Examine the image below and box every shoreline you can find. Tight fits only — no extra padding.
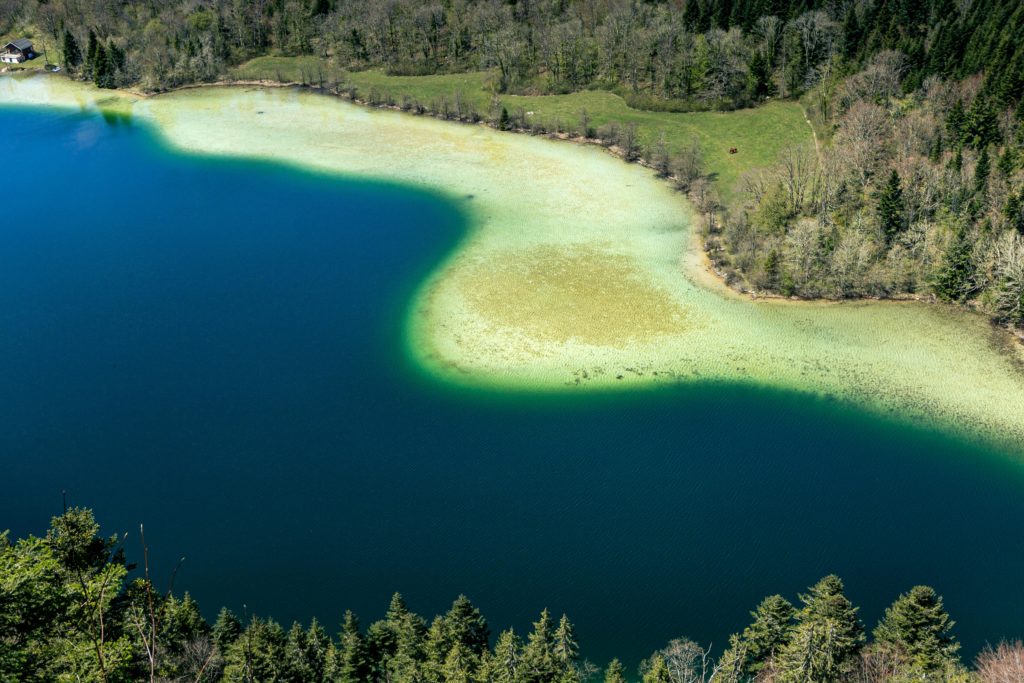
[3,73,1024,454]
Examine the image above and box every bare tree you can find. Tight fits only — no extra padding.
[976,640,1024,683]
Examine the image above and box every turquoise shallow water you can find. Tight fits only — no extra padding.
[2,106,1023,668]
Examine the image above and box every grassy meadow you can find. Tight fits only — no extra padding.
[230,57,811,200]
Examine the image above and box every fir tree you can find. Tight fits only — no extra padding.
[873,586,960,675]
[934,221,977,301]
[603,659,627,683]
[443,641,476,683]
[446,595,490,655]
[965,97,1000,149]
[86,29,99,70]
[841,4,862,61]
[1005,192,1024,235]
[877,169,907,244]
[553,615,579,671]
[499,107,511,131]
[332,611,370,683]
[642,655,672,683]
[776,575,864,683]
[946,99,966,144]
[975,146,991,194]
[491,629,521,683]
[213,607,242,655]
[521,609,558,683]
[717,594,795,682]
[62,30,82,70]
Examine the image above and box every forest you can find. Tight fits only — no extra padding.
[1,0,1022,326]
[2,508,1023,683]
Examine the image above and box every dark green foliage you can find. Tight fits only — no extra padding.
[499,107,511,131]
[877,169,907,244]
[975,146,991,194]
[642,655,672,683]
[874,586,960,674]
[62,30,82,70]
[213,607,243,654]
[93,44,115,88]
[777,575,864,683]
[717,595,795,681]
[934,222,977,301]
[0,509,986,683]
[331,611,370,683]
[521,609,559,683]
[965,97,1001,149]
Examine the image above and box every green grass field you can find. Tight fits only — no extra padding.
[230,57,812,201]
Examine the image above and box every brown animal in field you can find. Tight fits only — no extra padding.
[729,147,738,154]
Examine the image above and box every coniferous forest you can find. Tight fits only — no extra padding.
[2,508,1024,683]
[2,0,1023,326]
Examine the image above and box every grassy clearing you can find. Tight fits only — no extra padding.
[230,57,812,200]
[0,27,56,74]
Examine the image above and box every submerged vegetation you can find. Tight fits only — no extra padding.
[3,0,1020,330]
[3,508,1024,683]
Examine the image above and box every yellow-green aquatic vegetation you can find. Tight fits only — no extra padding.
[2,75,1024,451]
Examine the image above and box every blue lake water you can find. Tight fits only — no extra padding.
[2,106,1023,668]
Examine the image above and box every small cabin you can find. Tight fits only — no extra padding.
[1,39,35,64]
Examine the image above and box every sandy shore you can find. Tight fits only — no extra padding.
[2,73,1023,452]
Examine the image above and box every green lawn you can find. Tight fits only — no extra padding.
[230,58,812,201]
[1,28,56,74]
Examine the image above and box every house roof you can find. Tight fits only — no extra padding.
[6,38,33,51]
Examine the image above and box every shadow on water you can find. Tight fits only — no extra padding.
[1,105,1023,669]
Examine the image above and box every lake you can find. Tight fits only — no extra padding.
[2,103,1023,669]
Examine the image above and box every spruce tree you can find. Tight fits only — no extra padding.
[946,99,966,144]
[975,146,991,194]
[776,575,864,683]
[446,595,490,655]
[934,221,976,301]
[841,4,862,61]
[213,607,242,655]
[642,655,672,683]
[874,586,960,675]
[332,611,370,683]
[717,594,795,681]
[603,659,627,683]
[85,29,99,78]
[521,609,558,683]
[499,107,511,131]
[443,641,475,683]
[877,169,907,244]
[491,629,521,683]
[553,614,579,672]
[62,30,82,70]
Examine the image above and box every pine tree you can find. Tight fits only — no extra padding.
[874,586,960,675]
[499,107,511,131]
[521,609,558,683]
[603,659,627,683]
[776,575,864,683]
[425,616,450,683]
[877,169,907,244]
[86,29,99,71]
[62,30,82,70]
[642,655,672,683]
